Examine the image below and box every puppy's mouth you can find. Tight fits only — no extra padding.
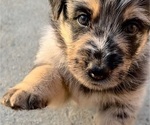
[89,73,105,81]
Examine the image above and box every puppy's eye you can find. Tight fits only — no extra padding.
[122,19,143,35]
[77,14,90,27]
[124,24,139,34]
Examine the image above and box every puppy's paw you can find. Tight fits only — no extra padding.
[1,88,48,110]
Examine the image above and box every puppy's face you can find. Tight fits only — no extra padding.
[50,0,150,90]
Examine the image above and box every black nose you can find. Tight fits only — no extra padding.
[88,66,110,81]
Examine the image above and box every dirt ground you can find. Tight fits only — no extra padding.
[0,0,149,125]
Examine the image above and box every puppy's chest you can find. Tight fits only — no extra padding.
[70,87,120,108]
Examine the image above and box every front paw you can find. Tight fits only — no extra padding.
[1,88,48,110]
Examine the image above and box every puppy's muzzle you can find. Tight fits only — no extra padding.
[86,53,123,82]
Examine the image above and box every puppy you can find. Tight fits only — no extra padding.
[1,0,150,125]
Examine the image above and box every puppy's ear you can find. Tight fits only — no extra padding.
[49,0,67,20]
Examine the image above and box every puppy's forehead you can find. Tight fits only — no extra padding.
[70,0,100,18]
[69,0,149,20]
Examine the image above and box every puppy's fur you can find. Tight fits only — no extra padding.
[1,0,150,125]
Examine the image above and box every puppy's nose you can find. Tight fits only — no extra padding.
[88,66,109,81]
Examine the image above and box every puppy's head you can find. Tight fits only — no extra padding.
[49,0,150,90]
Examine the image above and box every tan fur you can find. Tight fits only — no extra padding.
[60,22,73,44]
[1,0,149,125]
[136,32,149,56]
[82,0,100,18]
[68,0,100,19]
[124,5,150,24]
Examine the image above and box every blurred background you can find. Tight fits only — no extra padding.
[0,0,149,125]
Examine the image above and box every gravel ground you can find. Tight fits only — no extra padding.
[0,0,149,125]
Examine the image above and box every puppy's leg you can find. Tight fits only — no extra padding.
[1,65,68,110]
[95,103,137,125]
